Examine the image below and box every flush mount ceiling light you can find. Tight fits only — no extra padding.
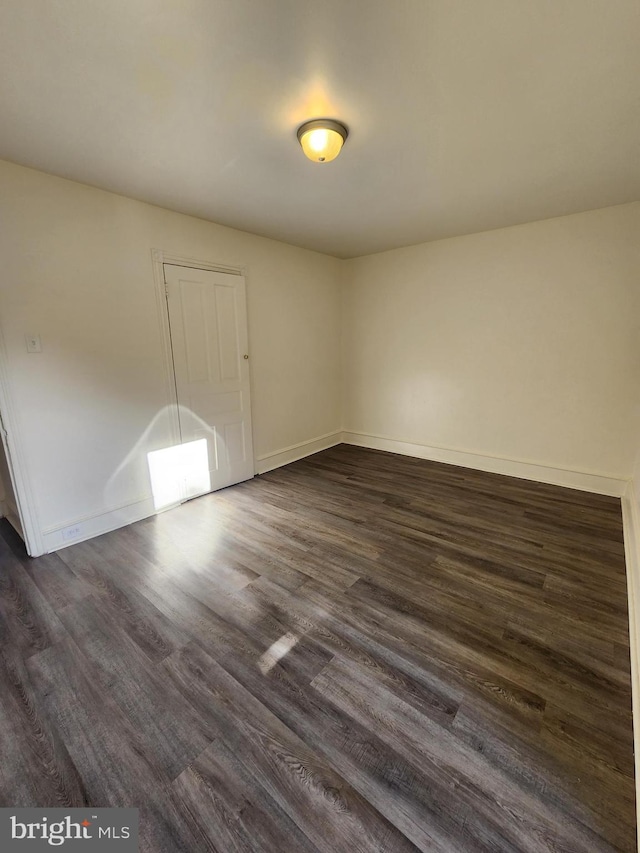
[297,118,348,163]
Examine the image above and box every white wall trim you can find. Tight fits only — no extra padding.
[40,426,344,551]
[39,429,343,550]
[621,481,640,853]
[0,324,44,555]
[256,431,343,474]
[150,248,245,277]
[342,431,626,497]
[41,494,157,554]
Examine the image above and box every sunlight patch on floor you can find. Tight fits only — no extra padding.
[258,632,299,674]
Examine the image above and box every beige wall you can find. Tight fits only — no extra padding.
[0,161,342,544]
[1,158,639,553]
[342,203,640,479]
[630,450,640,515]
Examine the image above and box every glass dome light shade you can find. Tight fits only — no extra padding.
[297,119,348,163]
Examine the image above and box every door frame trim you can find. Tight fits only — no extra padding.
[150,249,255,475]
[0,323,44,555]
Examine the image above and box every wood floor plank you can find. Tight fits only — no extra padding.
[0,443,634,851]
[163,642,419,853]
[311,654,618,853]
[57,595,218,780]
[0,539,66,659]
[0,647,88,808]
[450,699,635,851]
[162,617,469,850]
[173,738,322,853]
[21,550,94,612]
[25,636,217,852]
[57,544,190,664]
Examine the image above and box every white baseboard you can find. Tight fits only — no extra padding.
[37,430,343,552]
[621,482,640,853]
[256,431,343,475]
[342,431,626,497]
[41,495,156,554]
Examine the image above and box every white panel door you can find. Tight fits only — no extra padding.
[164,264,254,498]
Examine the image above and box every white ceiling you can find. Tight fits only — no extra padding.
[0,0,638,258]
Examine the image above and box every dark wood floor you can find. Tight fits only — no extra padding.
[0,444,635,852]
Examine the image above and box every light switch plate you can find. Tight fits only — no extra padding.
[25,334,41,353]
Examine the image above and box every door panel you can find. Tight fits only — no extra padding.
[164,264,254,499]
